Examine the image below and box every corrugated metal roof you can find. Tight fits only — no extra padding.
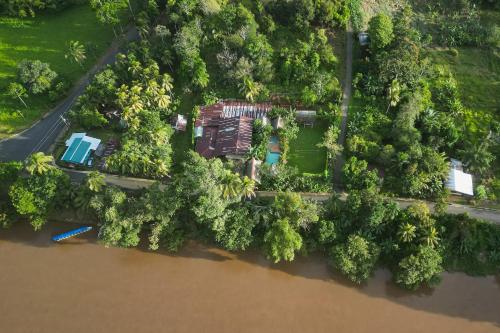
[446,168,474,196]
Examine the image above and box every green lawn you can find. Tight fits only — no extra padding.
[0,5,116,138]
[288,121,328,174]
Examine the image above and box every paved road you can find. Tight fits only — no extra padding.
[0,28,139,162]
[332,23,353,187]
[255,191,500,224]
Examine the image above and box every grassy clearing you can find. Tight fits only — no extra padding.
[287,120,328,174]
[430,48,499,116]
[0,5,116,138]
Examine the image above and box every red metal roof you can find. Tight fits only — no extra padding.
[195,100,275,158]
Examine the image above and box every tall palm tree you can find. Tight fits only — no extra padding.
[7,82,28,108]
[66,41,87,67]
[220,171,242,199]
[240,176,256,199]
[421,226,440,248]
[25,152,54,175]
[397,222,416,243]
[386,78,401,113]
[86,171,105,192]
[239,77,262,102]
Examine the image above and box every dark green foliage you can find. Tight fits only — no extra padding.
[437,213,500,275]
[216,204,256,251]
[330,234,381,284]
[0,0,79,17]
[267,0,350,29]
[368,14,394,50]
[9,167,70,230]
[342,156,379,191]
[264,217,303,263]
[394,245,443,290]
[90,186,147,248]
[17,59,57,94]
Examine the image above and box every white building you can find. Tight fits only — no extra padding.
[446,159,474,196]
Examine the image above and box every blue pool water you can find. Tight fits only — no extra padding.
[266,151,280,165]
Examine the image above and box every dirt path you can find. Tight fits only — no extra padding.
[333,23,354,187]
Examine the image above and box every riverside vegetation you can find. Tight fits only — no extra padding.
[1,153,499,291]
[0,0,499,292]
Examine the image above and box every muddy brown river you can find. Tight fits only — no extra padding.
[1,222,499,333]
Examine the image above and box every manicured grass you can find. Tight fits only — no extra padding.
[287,120,328,174]
[0,5,116,138]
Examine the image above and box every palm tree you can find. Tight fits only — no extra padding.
[66,41,87,67]
[317,125,343,162]
[86,171,105,192]
[7,82,28,109]
[421,226,440,248]
[238,77,262,102]
[397,222,416,243]
[25,152,54,175]
[240,176,256,199]
[220,171,242,199]
[74,190,93,215]
[386,78,401,113]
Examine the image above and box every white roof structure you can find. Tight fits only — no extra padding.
[61,132,101,165]
[446,168,474,196]
[65,132,101,150]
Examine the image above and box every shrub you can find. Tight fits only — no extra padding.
[448,48,459,57]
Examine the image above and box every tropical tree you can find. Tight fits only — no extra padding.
[9,167,69,230]
[394,245,443,290]
[7,82,28,108]
[368,13,394,50]
[66,41,87,67]
[263,218,303,263]
[330,234,381,284]
[238,77,263,102]
[90,0,126,36]
[17,59,57,94]
[317,125,343,163]
[25,152,54,175]
[220,170,242,199]
[398,222,416,243]
[421,226,440,248]
[86,171,106,192]
[240,176,256,199]
[386,78,401,112]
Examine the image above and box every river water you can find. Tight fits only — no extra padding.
[1,222,499,333]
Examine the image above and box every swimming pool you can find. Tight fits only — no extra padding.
[265,151,280,165]
[265,135,281,165]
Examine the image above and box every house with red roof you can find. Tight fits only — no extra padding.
[194,100,274,159]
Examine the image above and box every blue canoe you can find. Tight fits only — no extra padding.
[52,226,93,242]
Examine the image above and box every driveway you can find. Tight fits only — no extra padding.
[0,28,139,162]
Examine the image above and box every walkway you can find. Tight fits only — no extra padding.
[0,27,139,162]
[332,22,354,188]
[255,191,500,224]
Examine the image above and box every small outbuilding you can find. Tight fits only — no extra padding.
[61,133,101,165]
[446,159,474,196]
[172,114,187,131]
[358,32,369,46]
[246,158,262,183]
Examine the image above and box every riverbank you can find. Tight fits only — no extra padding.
[0,221,499,333]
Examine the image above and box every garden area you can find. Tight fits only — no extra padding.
[288,121,328,174]
[0,5,117,138]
